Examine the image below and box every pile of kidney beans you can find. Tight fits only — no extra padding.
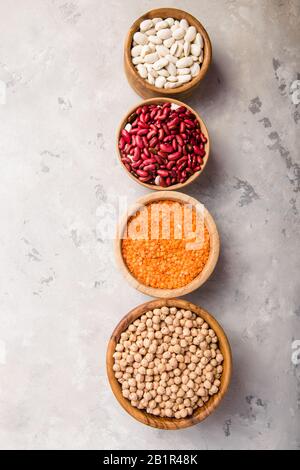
[118,102,207,187]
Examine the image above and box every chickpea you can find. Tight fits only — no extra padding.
[114,307,223,419]
[209,385,218,395]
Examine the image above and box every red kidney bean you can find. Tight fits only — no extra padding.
[147,130,156,140]
[153,154,164,165]
[143,164,156,172]
[167,117,179,128]
[149,137,158,147]
[162,123,170,135]
[133,147,140,160]
[143,147,150,157]
[167,160,176,169]
[157,169,169,177]
[121,129,131,143]
[131,160,142,169]
[179,122,186,133]
[158,128,164,140]
[119,103,207,186]
[139,176,152,182]
[136,135,144,149]
[143,158,156,165]
[119,137,126,150]
[136,169,149,177]
[160,143,173,153]
[157,151,167,159]
[168,151,181,161]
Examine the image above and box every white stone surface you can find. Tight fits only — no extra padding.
[0,0,299,450]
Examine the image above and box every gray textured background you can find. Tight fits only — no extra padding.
[0,0,299,450]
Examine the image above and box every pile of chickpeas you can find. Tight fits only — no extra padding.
[113,306,223,419]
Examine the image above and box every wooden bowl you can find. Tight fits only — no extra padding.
[107,298,232,429]
[124,8,212,99]
[117,97,210,191]
[115,191,220,298]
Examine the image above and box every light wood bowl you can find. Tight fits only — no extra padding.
[107,298,232,429]
[117,97,210,191]
[124,8,212,99]
[115,191,220,298]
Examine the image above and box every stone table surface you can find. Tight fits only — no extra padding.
[0,0,299,450]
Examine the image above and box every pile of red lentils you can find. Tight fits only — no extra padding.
[122,200,210,289]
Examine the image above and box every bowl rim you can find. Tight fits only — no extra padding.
[106,298,232,430]
[124,7,212,96]
[115,191,220,298]
[116,97,210,191]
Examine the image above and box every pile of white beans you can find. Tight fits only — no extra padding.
[113,306,223,419]
[131,17,204,89]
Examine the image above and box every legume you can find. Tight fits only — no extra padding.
[122,200,210,289]
[131,17,204,89]
[113,306,224,418]
[119,102,207,187]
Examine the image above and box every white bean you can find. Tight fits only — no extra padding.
[184,26,197,42]
[140,19,153,32]
[155,76,166,88]
[175,43,183,58]
[131,45,143,57]
[167,75,178,82]
[133,32,148,45]
[164,81,181,89]
[141,45,152,58]
[131,16,203,89]
[144,52,159,64]
[165,17,174,27]
[166,54,177,64]
[153,57,169,70]
[157,28,172,40]
[191,44,201,57]
[166,62,177,76]
[155,20,168,30]
[179,18,189,30]
[177,74,191,84]
[146,28,156,36]
[176,56,193,68]
[184,41,191,57]
[152,17,162,25]
[194,33,203,48]
[172,28,185,40]
[157,68,169,77]
[148,35,162,45]
[156,45,169,57]
[190,62,200,77]
[163,37,175,48]
[132,56,144,65]
[170,42,178,56]
[137,64,147,78]
[177,67,190,75]
[147,73,155,85]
